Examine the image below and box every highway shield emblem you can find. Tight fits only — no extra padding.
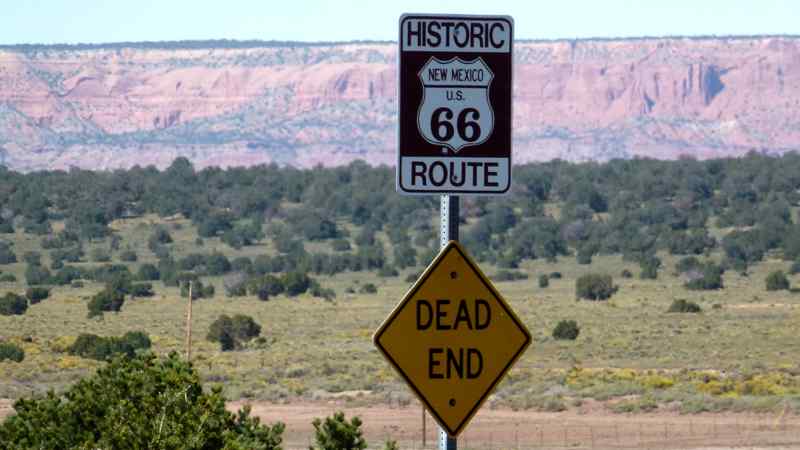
[417,57,494,152]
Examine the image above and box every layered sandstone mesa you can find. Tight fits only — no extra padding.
[0,37,798,171]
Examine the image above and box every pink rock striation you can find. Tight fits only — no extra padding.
[0,37,798,171]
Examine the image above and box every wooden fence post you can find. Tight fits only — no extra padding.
[422,406,426,449]
[185,281,193,361]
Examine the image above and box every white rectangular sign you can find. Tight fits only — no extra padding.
[397,14,513,195]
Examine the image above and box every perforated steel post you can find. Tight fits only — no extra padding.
[438,194,458,450]
[440,195,459,245]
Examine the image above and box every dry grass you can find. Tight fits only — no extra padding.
[1,214,800,413]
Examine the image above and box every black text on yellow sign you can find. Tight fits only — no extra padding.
[374,241,531,437]
[416,298,490,379]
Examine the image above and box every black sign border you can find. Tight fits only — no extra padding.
[396,13,514,196]
[373,240,532,437]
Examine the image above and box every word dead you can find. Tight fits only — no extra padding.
[416,298,490,380]
[416,299,490,330]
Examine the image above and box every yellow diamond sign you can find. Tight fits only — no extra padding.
[374,241,531,437]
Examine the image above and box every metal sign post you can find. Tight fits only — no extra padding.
[439,194,458,450]
[440,195,459,245]
[382,12,522,450]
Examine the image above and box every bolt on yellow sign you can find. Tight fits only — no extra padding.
[374,241,531,437]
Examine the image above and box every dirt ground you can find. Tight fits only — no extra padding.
[3,398,800,449]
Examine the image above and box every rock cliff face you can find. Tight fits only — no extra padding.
[0,37,798,171]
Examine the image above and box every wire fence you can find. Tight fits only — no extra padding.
[285,417,800,450]
[413,420,800,450]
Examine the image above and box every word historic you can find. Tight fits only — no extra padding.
[402,17,511,53]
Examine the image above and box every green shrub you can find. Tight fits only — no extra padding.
[148,225,173,247]
[575,274,616,300]
[49,266,83,287]
[22,251,42,266]
[331,239,351,252]
[405,272,420,283]
[0,273,16,282]
[97,262,128,284]
[621,269,633,278]
[119,249,138,262]
[25,287,50,304]
[359,283,378,294]
[219,332,236,351]
[130,283,154,298]
[725,256,750,273]
[552,320,580,340]
[87,289,125,318]
[68,332,151,361]
[51,246,84,264]
[549,272,562,279]
[0,353,284,448]
[667,299,702,313]
[223,273,249,297]
[539,274,549,288]
[200,283,216,299]
[91,247,112,262]
[576,248,592,265]
[230,315,261,341]
[205,252,232,275]
[310,282,336,301]
[0,243,16,264]
[256,288,271,301]
[378,266,399,277]
[0,293,28,316]
[67,334,106,359]
[25,264,51,285]
[639,255,661,280]
[180,279,215,299]
[675,256,702,274]
[282,271,311,296]
[0,342,24,362]
[765,270,790,291]
[152,245,170,260]
[393,244,417,269]
[136,263,160,281]
[231,256,253,274]
[292,210,339,241]
[684,264,724,290]
[207,314,261,351]
[310,411,367,450]
[250,274,284,300]
[494,270,529,281]
[101,277,132,300]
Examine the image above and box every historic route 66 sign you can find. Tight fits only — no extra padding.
[398,14,513,195]
[417,57,494,152]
